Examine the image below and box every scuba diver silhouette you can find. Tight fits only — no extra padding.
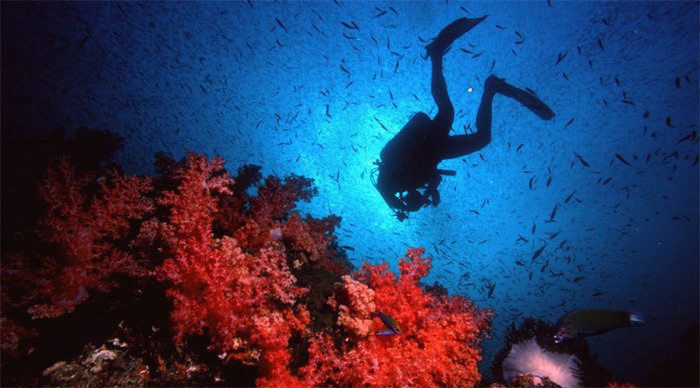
[373,16,555,221]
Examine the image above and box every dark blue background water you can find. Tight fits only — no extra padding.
[3,1,698,384]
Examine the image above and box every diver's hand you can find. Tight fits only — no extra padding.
[394,210,408,222]
[431,191,440,207]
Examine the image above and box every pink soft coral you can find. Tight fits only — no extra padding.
[328,275,377,337]
[299,248,492,387]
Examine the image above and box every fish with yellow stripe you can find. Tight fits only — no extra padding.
[554,308,647,343]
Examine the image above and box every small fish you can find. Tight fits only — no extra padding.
[677,130,696,144]
[487,282,496,298]
[375,311,401,335]
[574,152,590,167]
[564,117,574,129]
[615,153,631,166]
[597,37,604,50]
[547,204,559,222]
[666,116,674,127]
[555,52,567,66]
[531,244,546,262]
[275,18,287,32]
[675,76,680,88]
[564,192,575,204]
[340,21,358,30]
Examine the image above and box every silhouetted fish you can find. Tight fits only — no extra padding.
[615,154,631,166]
[531,244,546,262]
[555,52,567,66]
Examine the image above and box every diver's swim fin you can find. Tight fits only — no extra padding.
[426,16,488,57]
[487,75,555,120]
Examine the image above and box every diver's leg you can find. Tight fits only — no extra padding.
[440,75,554,159]
[426,16,489,138]
[430,53,454,135]
[439,80,496,159]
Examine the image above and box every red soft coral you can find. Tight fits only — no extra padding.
[13,157,153,318]
[215,166,344,275]
[250,174,317,224]
[299,248,492,387]
[283,212,343,272]
[154,154,310,385]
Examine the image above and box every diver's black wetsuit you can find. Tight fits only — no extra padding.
[375,17,554,221]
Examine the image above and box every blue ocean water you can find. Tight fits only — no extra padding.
[2,1,698,385]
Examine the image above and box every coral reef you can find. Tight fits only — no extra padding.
[1,130,492,386]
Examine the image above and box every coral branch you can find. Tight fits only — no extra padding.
[12,157,153,318]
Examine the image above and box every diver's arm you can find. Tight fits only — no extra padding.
[426,173,442,206]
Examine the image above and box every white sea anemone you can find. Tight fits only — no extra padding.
[502,337,582,388]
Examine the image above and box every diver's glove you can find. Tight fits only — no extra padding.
[394,209,408,222]
[430,190,440,207]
